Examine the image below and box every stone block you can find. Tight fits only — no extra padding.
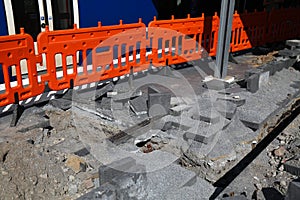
[170,104,192,116]
[258,71,269,88]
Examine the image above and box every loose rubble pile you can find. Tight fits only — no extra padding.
[0,51,299,199]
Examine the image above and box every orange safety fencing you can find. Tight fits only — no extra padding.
[0,28,44,107]
[0,8,299,107]
[38,20,147,91]
[231,10,268,52]
[148,14,205,65]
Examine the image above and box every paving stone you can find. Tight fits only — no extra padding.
[191,98,221,123]
[214,100,237,119]
[246,74,259,93]
[285,179,300,200]
[237,102,278,130]
[129,96,148,115]
[111,164,147,200]
[203,79,230,91]
[112,90,142,102]
[99,97,112,110]
[145,163,214,200]
[148,93,171,117]
[99,157,136,186]
[49,98,72,111]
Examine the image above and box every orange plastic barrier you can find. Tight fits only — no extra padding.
[0,29,44,107]
[38,20,147,91]
[202,13,220,56]
[231,10,268,52]
[1,8,300,108]
[148,14,205,65]
[268,8,300,43]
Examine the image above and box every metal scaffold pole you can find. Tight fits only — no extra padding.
[215,0,236,79]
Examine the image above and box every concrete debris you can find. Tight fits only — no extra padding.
[50,98,72,111]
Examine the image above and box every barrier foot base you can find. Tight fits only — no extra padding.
[10,104,25,127]
[157,66,178,78]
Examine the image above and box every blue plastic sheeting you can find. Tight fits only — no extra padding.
[78,0,157,27]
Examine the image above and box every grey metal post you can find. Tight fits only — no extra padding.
[214,0,236,79]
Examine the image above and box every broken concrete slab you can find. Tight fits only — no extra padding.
[129,96,148,115]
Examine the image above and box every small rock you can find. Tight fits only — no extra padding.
[83,178,95,189]
[278,165,284,172]
[66,154,87,173]
[254,183,262,190]
[274,146,286,157]
[39,173,48,179]
[69,175,75,182]
[68,184,78,195]
[280,180,287,187]
[1,171,8,176]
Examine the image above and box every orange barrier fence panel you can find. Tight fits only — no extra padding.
[231,10,268,52]
[202,13,220,56]
[148,14,205,65]
[268,7,300,43]
[38,20,147,91]
[0,29,44,107]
